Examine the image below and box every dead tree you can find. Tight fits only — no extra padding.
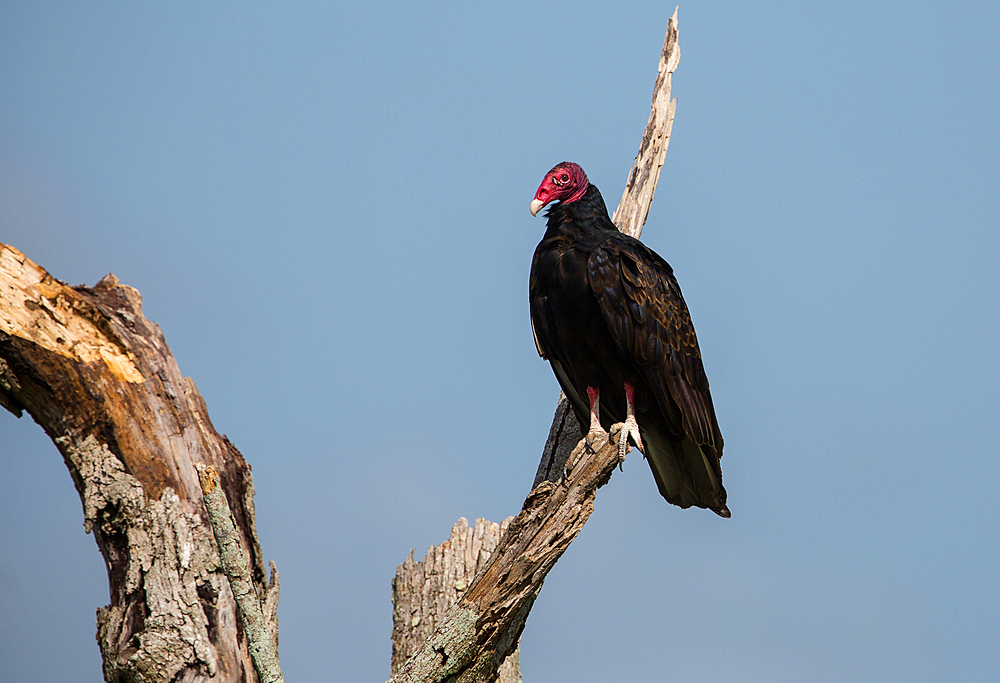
[0,254,278,682]
[0,9,679,683]
[388,10,680,683]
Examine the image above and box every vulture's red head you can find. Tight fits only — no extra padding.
[529,162,589,216]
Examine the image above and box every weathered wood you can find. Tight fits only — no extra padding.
[0,244,277,683]
[392,518,520,683]
[532,394,583,488]
[389,11,681,683]
[613,6,680,240]
[389,428,626,683]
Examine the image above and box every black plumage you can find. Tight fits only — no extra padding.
[528,162,729,516]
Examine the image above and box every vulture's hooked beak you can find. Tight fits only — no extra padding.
[529,198,545,217]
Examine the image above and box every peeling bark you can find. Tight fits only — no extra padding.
[0,245,276,682]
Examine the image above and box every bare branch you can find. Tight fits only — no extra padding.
[613,6,680,239]
[532,393,583,488]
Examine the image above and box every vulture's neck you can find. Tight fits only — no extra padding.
[545,184,618,240]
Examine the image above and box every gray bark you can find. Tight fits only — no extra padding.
[392,518,520,683]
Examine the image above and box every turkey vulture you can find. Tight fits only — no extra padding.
[528,162,730,517]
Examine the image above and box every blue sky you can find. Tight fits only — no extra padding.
[2,2,998,681]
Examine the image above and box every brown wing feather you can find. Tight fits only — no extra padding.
[588,238,722,451]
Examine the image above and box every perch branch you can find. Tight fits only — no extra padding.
[389,428,626,683]
[613,5,680,240]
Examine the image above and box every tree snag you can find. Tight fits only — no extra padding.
[0,246,277,683]
[388,429,627,683]
[388,10,680,683]
[392,518,521,683]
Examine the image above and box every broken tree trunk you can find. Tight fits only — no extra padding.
[391,518,521,683]
[388,9,680,683]
[388,428,627,683]
[0,246,278,683]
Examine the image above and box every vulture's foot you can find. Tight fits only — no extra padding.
[618,382,644,463]
[618,414,643,464]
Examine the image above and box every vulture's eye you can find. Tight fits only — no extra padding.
[560,174,570,182]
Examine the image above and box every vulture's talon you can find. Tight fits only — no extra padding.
[618,415,643,465]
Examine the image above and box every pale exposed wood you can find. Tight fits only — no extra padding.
[613,6,680,240]
[391,518,520,683]
[389,11,681,683]
[0,244,276,683]
[197,464,284,683]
